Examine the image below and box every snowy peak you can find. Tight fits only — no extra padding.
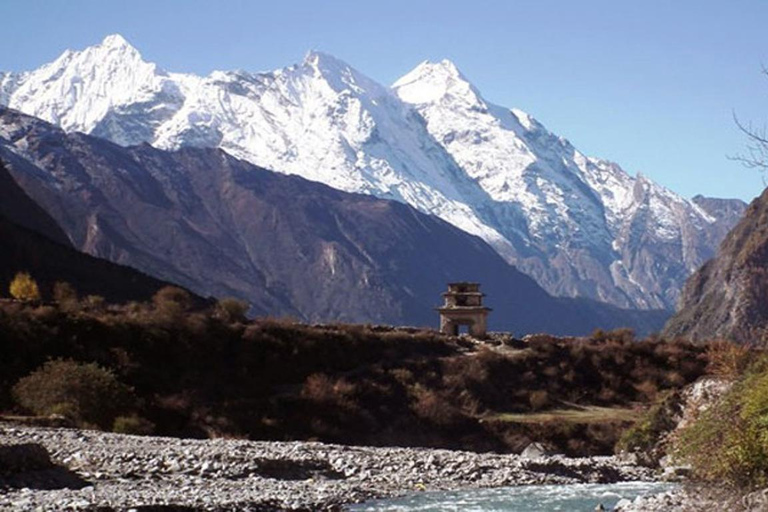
[300,50,385,97]
[393,59,485,108]
[86,34,150,69]
[50,33,151,76]
[302,50,349,71]
[4,34,169,135]
[393,59,465,89]
[100,33,134,50]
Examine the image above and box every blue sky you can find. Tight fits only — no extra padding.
[2,0,767,201]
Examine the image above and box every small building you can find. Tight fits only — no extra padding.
[436,282,491,338]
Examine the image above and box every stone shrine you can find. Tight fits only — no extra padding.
[437,282,491,337]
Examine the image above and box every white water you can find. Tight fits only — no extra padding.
[347,481,676,511]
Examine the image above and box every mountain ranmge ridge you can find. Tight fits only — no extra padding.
[0,35,746,310]
[0,107,667,335]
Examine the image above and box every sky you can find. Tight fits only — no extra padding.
[2,0,767,201]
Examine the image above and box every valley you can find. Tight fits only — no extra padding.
[0,22,766,512]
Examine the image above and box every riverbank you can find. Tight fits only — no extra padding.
[1,423,656,511]
[615,484,759,512]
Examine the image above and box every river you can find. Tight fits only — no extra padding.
[347,481,676,511]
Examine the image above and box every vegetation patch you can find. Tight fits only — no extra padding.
[12,359,136,429]
[487,405,641,425]
[0,281,712,455]
[614,390,681,464]
[675,354,768,488]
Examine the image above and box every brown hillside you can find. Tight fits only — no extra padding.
[664,187,768,344]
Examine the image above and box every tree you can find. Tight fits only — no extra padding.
[732,67,768,173]
[9,272,41,301]
[733,114,768,172]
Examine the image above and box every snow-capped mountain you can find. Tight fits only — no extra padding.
[0,108,668,334]
[0,35,745,310]
[392,60,743,308]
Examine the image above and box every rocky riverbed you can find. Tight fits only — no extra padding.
[0,422,658,511]
[615,484,762,512]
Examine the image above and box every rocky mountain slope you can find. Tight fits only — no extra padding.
[663,187,768,344]
[0,159,70,247]
[0,161,173,303]
[0,108,666,335]
[0,35,745,310]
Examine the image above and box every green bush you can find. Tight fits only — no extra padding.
[616,391,679,456]
[12,359,135,429]
[675,357,768,488]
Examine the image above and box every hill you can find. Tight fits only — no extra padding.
[0,161,184,304]
[664,187,768,344]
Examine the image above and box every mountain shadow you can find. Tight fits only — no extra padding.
[0,160,181,303]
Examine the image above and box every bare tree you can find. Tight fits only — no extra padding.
[731,66,768,172]
[733,114,768,171]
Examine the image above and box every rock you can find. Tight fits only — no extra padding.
[661,464,691,481]
[520,442,556,459]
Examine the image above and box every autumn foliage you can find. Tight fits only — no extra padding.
[9,272,40,301]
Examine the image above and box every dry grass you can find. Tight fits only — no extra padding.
[486,404,641,424]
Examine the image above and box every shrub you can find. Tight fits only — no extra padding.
[675,356,768,488]
[31,305,58,322]
[410,386,463,426]
[706,340,752,378]
[113,415,155,435]
[53,281,79,310]
[216,297,249,323]
[529,390,549,411]
[616,391,679,456]
[83,295,106,311]
[301,374,357,406]
[152,286,192,322]
[591,328,635,344]
[12,359,135,429]
[634,380,659,401]
[153,286,192,310]
[9,272,40,301]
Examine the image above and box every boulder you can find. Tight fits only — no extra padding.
[520,442,557,459]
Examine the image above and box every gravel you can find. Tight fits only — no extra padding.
[615,484,763,512]
[0,422,656,511]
